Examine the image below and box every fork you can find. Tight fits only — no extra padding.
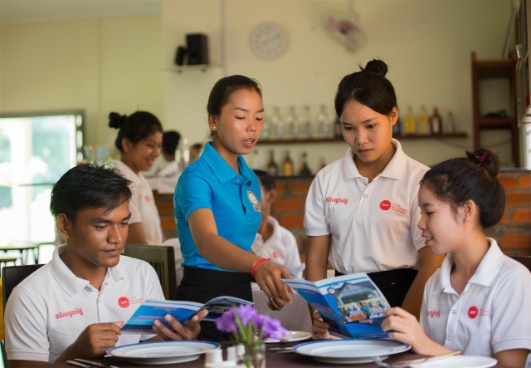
[371,356,394,368]
[372,351,462,368]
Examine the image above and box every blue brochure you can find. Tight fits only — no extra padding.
[283,273,390,338]
[122,296,252,333]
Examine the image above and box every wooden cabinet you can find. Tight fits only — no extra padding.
[471,51,519,166]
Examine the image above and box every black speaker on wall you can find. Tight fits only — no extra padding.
[186,33,209,65]
[174,46,187,66]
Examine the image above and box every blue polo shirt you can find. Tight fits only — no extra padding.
[174,142,262,271]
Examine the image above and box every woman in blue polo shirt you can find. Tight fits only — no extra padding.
[174,75,293,341]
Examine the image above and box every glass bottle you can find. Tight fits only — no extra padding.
[284,105,298,140]
[317,104,332,138]
[429,106,442,135]
[446,110,456,133]
[417,104,430,135]
[334,117,342,138]
[403,105,416,135]
[299,152,312,176]
[281,150,294,177]
[270,106,283,140]
[266,150,279,177]
[261,108,271,141]
[248,149,261,169]
[302,105,314,139]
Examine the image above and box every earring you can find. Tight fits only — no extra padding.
[213,126,217,130]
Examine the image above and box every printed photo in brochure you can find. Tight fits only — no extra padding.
[283,273,390,338]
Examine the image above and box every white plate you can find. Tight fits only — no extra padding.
[293,339,410,364]
[264,330,312,343]
[107,340,220,365]
[410,355,497,368]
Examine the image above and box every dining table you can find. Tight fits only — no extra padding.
[35,340,511,368]
[0,241,40,265]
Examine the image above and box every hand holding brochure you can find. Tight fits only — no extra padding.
[122,296,252,333]
[283,273,390,338]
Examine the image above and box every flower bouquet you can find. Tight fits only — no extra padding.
[216,304,287,368]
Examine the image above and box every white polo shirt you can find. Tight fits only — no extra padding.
[5,245,165,363]
[252,216,302,278]
[420,238,531,356]
[112,160,163,245]
[304,139,428,274]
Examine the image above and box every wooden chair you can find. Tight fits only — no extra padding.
[0,256,19,273]
[122,244,177,300]
[1,263,44,367]
[2,264,44,311]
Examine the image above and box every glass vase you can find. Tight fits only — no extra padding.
[236,342,266,368]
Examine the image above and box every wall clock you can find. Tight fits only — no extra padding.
[249,22,287,59]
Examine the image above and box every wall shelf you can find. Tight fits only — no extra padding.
[471,51,519,166]
[166,64,215,73]
[258,132,467,145]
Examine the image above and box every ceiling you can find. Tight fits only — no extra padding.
[0,0,162,25]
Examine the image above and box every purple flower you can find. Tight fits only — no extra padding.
[215,308,238,334]
[236,304,257,326]
[215,305,287,345]
[255,315,287,340]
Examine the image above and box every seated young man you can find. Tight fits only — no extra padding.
[251,169,303,278]
[4,164,207,367]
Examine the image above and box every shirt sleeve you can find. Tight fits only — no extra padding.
[5,287,50,362]
[304,173,330,236]
[175,170,213,221]
[279,226,302,275]
[490,266,531,353]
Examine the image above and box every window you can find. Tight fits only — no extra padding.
[0,111,84,244]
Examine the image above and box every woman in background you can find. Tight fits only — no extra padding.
[382,149,531,368]
[174,75,293,341]
[306,60,444,339]
[108,110,164,245]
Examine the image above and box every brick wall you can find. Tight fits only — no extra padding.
[154,170,531,257]
[155,193,177,240]
[496,170,531,256]
[272,171,531,258]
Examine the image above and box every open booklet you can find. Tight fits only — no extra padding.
[122,296,252,333]
[283,273,390,338]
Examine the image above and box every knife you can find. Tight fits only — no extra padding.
[73,358,120,368]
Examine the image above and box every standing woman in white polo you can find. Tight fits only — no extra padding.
[305,60,444,339]
[108,111,164,245]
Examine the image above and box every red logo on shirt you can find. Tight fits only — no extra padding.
[468,306,479,319]
[118,297,130,308]
[380,200,391,210]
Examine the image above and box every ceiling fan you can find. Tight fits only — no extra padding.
[324,0,366,53]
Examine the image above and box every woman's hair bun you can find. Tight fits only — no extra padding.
[363,59,388,78]
[465,148,500,177]
[108,112,127,129]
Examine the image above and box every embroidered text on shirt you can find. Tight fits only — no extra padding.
[55,308,83,319]
[326,197,349,205]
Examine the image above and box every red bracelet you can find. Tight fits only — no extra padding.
[251,258,270,278]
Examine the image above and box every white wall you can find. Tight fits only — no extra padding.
[0,0,515,169]
[0,15,164,148]
[162,0,515,169]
